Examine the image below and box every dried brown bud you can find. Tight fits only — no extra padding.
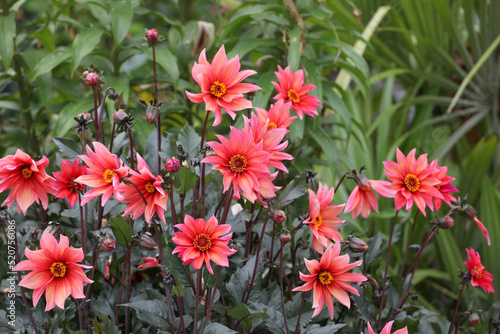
[279,230,291,244]
[113,111,128,125]
[139,232,157,251]
[145,105,160,125]
[349,237,368,253]
[468,312,481,326]
[228,239,241,251]
[438,216,455,229]
[44,221,60,236]
[272,210,286,224]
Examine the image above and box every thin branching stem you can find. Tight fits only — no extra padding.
[399,210,419,277]
[279,244,290,334]
[449,282,467,334]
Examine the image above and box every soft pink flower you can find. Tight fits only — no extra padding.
[272,65,322,119]
[242,113,294,173]
[255,99,297,132]
[185,45,261,126]
[52,159,87,208]
[0,149,56,215]
[304,183,345,254]
[233,171,281,208]
[293,243,366,319]
[75,142,129,206]
[117,154,168,224]
[366,321,408,334]
[429,159,458,211]
[202,127,271,200]
[172,215,236,274]
[344,172,395,219]
[383,148,443,216]
[459,205,490,245]
[464,248,494,293]
[138,257,160,269]
[13,231,93,311]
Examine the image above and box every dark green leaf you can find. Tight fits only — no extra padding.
[177,124,201,162]
[272,175,306,208]
[203,323,238,334]
[71,27,104,76]
[146,44,180,89]
[304,323,346,334]
[110,218,133,246]
[51,137,81,161]
[120,300,170,328]
[176,168,199,195]
[110,0,133,48]
[30,48,72,82]
[287,25,302,72]
[0,12,16,70]
[53,98,94,137]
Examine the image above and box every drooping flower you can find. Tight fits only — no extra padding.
[172,215,237,274]
[75,142,129,206]
[459,204,490,246]
[52,159,87,208]
[272,65,322,119]
[304,183,345,254]
[202,127,271,200]
[13,231,93,311]
[255,99,297,132]
[293,243,366,319]
[117,154,168,224]
[243,113,294,173]
[344,171,395,219]
[464,248,494,293]
[383,148,443,216]
[138,257,160,269]
[185,45,261,126]
[233,171,281,208]
[0,149,56,215]
[429,159,458,211]
[365,321,408,334]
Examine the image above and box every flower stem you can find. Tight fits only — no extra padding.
[243,217,268,304]
[169,178,178,226]
[127,125,135,170]
[193,268,202,334]
[78,194,87,264]
[399,210,419,277]
[279,244,290,334]
[334,171,353,194]
[377,209,399,328]
[200,266,223,333]
[219,187,233,225]
[449,281,467,334]
[93,86,100,143]
[294,291,309,334]
[152,43,161,174]
[200,110,211,151]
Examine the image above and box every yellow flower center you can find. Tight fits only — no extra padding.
[318,271,333,285]
[471,266,482,278]
[210,81,227,98]
[404,174,420,192]
[103,169,116,184]
[267,122,278,130]
[50,262,67,278]
[21,167,32,179]
[193,234,212,252]
[287,89,300,103]
[68,177,84,192]
[144,181,156,194]
[229,154,247,173]
[313,214,322,227]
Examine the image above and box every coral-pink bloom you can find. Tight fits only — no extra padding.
[52,159,87,208]
[13,231,93,311]
[272,65,322,119]
[138,257,160,269]
[344,172,395,219]
[75,142,129,206]
[172,215,236,274]
[293,243,366,319]
[383,148,443,216]
[117,154,168,224]
[233,171,281,208]
[202,127,271,200]
[464,248,494,293]
[185,45,261,126]
[0,149,56,215]
[255,99,297,132]
[429,159,458,211]
[304,183,345,253]
[366,321,408,334]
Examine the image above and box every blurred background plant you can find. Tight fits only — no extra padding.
[0,0,498,332]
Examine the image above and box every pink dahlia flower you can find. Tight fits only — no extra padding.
[293,243,366,319]
[464,248,494,293]
[52,158,87,208]
[366,321,408,334]
[383,148,443,216]
[344,171,395,219]
[185,45,261,126]
[75,142,129,206]
[429,159,458,211]
[202,127,271,199]
[117,154,168,224]
[13,231,93,311]
[304,183,346,254]
[233,171,281,208]
[172,214,236,274]
[272,65,322,119]
[0,149,56,215]
[255,99,297,132]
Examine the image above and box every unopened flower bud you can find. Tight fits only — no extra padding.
[349,237,368,253]
[139,232,157,251]
[145,105,160,125]
[459,204,477,221]
[354,172,371,191]
[438,216,455,229]
[165,157,181,173]
[468,312,481,326]
[85,72,100,86]
[101,238,116,251]
[104,260,111,280]
[272,210,286,224]
[145,28,159,42]
[279,230,291,244]
[113,111,128,125]
[81,70,89,79]
[228,239,241,251]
